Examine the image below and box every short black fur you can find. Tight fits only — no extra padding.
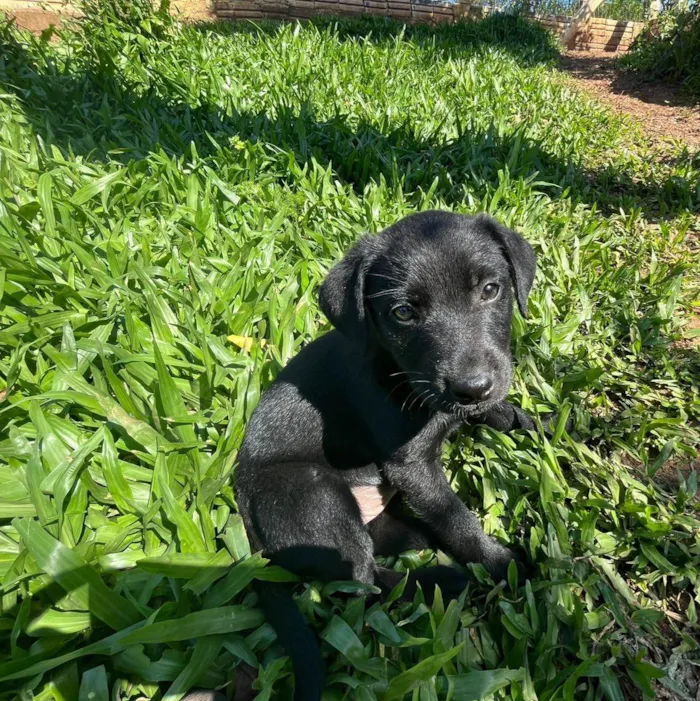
[232,211,540,700]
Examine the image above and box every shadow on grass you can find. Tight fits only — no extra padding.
[2,511,697,699]
[0,544,427,699]
[0,16,697,222]
[0,559,260,698]
[0,13,697,455]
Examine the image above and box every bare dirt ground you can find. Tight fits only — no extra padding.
[560,50,700,149]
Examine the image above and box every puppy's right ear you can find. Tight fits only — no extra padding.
[319,236,378,347]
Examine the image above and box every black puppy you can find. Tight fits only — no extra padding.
[229,211,541,701]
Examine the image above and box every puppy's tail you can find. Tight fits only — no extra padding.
[253,580,324,701]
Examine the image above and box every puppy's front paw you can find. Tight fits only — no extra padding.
[482,541,530,584]
[412,565,469,602]
[541,411,574,438]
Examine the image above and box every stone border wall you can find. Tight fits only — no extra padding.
[215,0,643,50]
[215,0,483,23]
[0,0,645,51]
[535,13,644,50]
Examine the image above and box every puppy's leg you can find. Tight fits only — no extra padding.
[243,466,469,602]
[238,464,377,701]
[374,565,469,602]
[239,463,376,583]
[383,459,522,582]
[367,496,436,556]
[368,498,468,601]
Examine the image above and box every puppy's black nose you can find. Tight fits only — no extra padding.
[449,375,493,404]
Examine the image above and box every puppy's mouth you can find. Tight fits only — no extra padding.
[403,379,502,417]
[445,397,499,418]
[399,373,507,417]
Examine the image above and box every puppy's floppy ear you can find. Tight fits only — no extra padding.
[319,236,378,345]
[478,215,536,317]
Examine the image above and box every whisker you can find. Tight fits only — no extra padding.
[386,378,410,401]
[420,391,438,411]
[364,289,403,300]
[408,388,431,412]
[367,272,406,284]
[401,388,418,414]
[389,370,426,378]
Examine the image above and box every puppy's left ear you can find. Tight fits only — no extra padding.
[479,215,536,317]
[319,236,379,347]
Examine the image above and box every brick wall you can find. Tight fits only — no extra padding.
[215,0,484,24]
[534,13,644,51]
[214,0,643,51]
[0,0,644,52]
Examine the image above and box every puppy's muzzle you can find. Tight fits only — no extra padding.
[447,375,494,404]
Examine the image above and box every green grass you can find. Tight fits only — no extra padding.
[0,3,699,699]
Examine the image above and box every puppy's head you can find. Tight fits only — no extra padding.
[319,211,536,417]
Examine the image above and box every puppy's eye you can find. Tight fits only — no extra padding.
[481,283,500,301]
[391,304,416,322]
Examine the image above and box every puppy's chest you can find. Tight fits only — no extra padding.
[343,462,396,525]
[351,483,397,525]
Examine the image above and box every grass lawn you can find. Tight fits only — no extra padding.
[0,2,698,699]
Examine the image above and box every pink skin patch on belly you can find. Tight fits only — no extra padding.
[350,485,397,524]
